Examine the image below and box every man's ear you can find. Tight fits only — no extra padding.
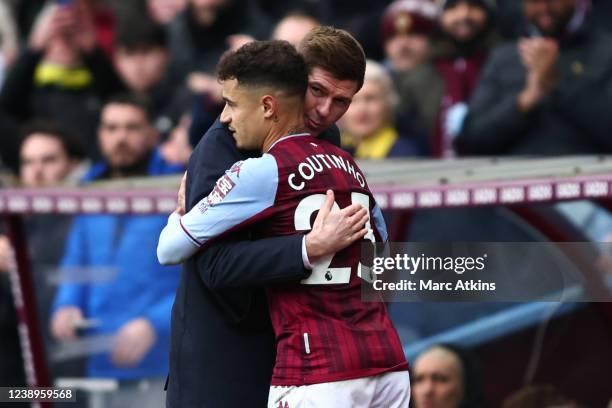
[261,95,277,119]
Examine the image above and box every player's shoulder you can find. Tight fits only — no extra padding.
[266,134,314,165]
[229,154,278,182]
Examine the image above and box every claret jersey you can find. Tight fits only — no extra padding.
[158,133,408,385]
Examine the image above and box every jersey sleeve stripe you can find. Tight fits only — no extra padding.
[180,218,203,246]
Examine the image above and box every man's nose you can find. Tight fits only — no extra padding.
[33,166,45,182]
[317,99,332,118]
[420,379,435,395]
[112,126,130,142]
[220,105,231,124]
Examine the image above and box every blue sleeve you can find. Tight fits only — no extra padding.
[181,155,278,245]
[52,217,88,313]
[157,155,279,264]
[187,122,308,289]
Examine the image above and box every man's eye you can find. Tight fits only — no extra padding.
[335,99,349,108]
[432,374,449,383]
[311,86,323,96]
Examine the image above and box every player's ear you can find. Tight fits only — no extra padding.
[261,95,277,120]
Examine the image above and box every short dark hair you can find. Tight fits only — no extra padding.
[103,93,153,122]
[19,120,85,161]
[298,26,366,91]
[217,40,308,97]
[115,16,167,51]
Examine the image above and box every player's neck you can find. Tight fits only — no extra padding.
[262,112,307,152]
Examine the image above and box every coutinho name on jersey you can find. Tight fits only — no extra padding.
[288,152,366,191]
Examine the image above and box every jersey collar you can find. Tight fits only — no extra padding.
[266,132,311,152]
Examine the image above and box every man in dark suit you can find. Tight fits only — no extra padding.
[166,27,367,407]
[457,0,612,155]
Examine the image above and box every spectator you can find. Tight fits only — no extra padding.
[380,0,444,146]
[8,121,88,286]
[432,0,498,157]
[114,18,169,99]
[9,122,87,292]
[17,121,89,383]
[382,0,438,75]
[113,16,189,135]
[0,3,124,161]
[1,121,88,392]
[412,344,486,408]
[340,59,427,158]
[17,120,88,291]
[13,0,116,60]
[0,0,18,88]
[272,12,320,46]
[457,0,612,155]
[496,0,612,39]
[19,120,88,187]
[50,94,182,407]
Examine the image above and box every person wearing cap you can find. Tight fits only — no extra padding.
[431,0,499,157]
[457,0,612,155]
[380,0,443,151]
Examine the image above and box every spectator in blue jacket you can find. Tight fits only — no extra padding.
[50,93,182,407]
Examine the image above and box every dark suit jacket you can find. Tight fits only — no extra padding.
[166,119,340,407]
[457,26,612,155]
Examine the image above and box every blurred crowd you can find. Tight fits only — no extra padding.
[0,0,611,181]
[0,0,612,406]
